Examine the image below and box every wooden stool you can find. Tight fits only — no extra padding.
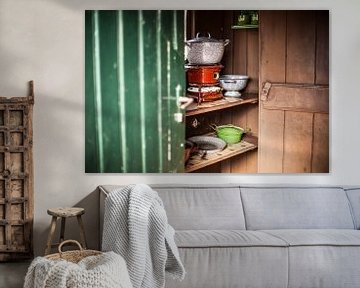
[45,207,87,255]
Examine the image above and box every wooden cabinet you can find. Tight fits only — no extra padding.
[258,11,329,173]
[185,11,260,173]
[185,10,329,173]
[185,95,259,172]
[0,82,34,261]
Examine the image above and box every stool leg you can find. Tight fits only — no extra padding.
[77,215,87,249]
[60,217,66,243]
[45,216,57,255]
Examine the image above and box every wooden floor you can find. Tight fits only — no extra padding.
[0,261,30,288]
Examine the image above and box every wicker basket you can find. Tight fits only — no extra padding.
[45,240,102,263]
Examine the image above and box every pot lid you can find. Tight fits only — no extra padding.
[186,32,226,44]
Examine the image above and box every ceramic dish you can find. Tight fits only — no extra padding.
[187,136,226,154]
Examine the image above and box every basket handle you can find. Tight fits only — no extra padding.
[58,240,83,255]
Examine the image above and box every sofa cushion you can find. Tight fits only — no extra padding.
[241,187,355,230]
[175,230,288,248]
[100,185,246,230]
[262,229,360,246]
[261,230,360,288]
[153,186,246,230]
[287,246,360,288]
[345,188,360,229]
[165,246,288,288]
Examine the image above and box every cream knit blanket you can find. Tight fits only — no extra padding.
[24,251,132,288]
[102,184,185,288]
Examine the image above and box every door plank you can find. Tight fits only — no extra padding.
[259,11,286,84]
[315,11,329,85]
[283,111,313,173]
[259,11,286,172]
[262,83,329,113]
[312,113,329,172]
[286,11,316,84]
[259,109,285,172]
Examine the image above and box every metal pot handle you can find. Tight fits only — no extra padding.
[196,32,211,39]
[213,72,220,80]
[224,39,230,46]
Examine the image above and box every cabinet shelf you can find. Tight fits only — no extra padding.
[186,93,258,117]
[231,25,258,30]
[185,134,258,172]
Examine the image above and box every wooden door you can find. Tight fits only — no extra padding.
[258,11,329,173]
[85,11,185,173]
[0,83,34,261]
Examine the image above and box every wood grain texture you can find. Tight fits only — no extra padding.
[259,10,286,84]
[0,83,33,261]
[283,111,313,173]
[286,11,316,84]
[263,83,329,113]
[193,163,221,173]
[258,109,284,173]
[222,11,234,74]
[315,11,329,85]
[186,136,258,172]
[220,103,233,173]
[246,29,259,93]
[259,11,328,173]
[312,113,329,172]
[258,11,286,172]
[244,104,259,172]
[233,30,247,75]
[230,106,249,172]
[186,95,258,117]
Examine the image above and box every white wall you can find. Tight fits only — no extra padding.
[0,0,359,256]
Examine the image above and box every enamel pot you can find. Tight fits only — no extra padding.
[185,33,230,65]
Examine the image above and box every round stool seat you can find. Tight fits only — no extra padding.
[47,207,85,218]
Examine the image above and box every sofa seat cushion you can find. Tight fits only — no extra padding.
[175,230,288,248]
[260,230,360,288]
[262,229,360,246]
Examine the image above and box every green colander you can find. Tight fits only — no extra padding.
[213,124,244,144]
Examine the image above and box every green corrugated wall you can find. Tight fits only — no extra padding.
[85,10,185,173]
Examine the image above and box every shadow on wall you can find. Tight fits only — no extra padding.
[38,188,100,256]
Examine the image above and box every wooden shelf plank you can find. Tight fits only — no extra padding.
[185,135,258,172]
[186,93,258,117]
[231,25,259,29]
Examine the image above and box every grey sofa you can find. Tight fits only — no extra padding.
[99,185,360,288]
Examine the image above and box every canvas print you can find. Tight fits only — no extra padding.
[85,10,329,173]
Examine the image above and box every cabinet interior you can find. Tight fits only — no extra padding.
[185,10,259,173]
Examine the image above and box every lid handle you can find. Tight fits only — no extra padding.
[196,32,211,39]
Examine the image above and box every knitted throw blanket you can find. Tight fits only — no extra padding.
[102,184,185,288]
[24,251,133,288]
